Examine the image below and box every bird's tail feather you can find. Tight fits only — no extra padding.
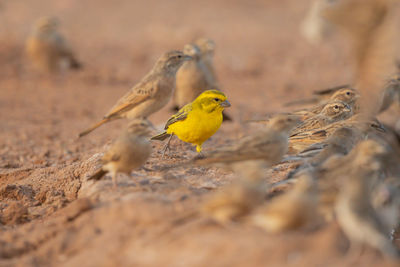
[87,169,107,181]
[150,132,171,141]
[79,118,109,137]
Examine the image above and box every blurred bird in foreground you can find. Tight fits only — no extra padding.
[201,161,267,223]
[79,50,191,137]
[316,140,391,220]
[250,173,319,233]
[322,0,399,118]
[378,73,400,113]
[296,126,362,166]
[335,160,400,259]
[151,90,230,154]
[196,115,300,223]
[26,16,81,73]
[192,114,301,166]
[87,119,152,188]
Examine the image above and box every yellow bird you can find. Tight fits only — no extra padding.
[151,90,230,154]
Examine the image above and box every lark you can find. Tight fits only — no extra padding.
[173,44,214,110]
[87,119,152,188]
[195,38,218,87]
[289,115,385,154]
[79,50,191,137]
[290,101,353,136]
[25,16,81,73]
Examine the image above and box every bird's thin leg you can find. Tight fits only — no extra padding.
[162,135,173,158]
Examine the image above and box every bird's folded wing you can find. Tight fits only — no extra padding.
[104,81,155,119]
[164,104,192,129]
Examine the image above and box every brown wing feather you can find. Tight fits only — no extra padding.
[104,79,156,119]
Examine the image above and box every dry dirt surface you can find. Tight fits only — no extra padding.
[1,0,400,266]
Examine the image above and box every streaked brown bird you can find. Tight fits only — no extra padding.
[290,100,353,136]
[25,16,81,73]
[79,50,191,137]
[289,115,385,154]
[87,119,152,187]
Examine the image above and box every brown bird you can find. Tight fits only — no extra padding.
[299,126,362,165]
[322,0,398,118]
[87,119,152,187]
[79,50,191,137]
[195,38,218,87]
[335,161,400,259]
[290,100,353,136]
[193,114,301,166]
[284,85,356,107]
[289,115,385,154]
[201,161,268,223]
[193,38,232,121]
[173,43,214,110]
[315,139,390,221]
[250,172,318,233]
[25,16,81,73]
[378,73,400,113]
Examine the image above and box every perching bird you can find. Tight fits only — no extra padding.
[87,119,152,187]
[192,114,301,166]
[25,16,81,73]
[290,100,353,136]
[151,90,230,154]
[79,50,191,137]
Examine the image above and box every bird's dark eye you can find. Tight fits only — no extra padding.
[334,105,339,109]
[177,55,182,59]
[214,98,220,101]
[346,92,351,95]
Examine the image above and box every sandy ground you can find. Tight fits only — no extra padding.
[1,0,400,266]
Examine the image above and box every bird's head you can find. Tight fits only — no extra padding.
[194,90,230,113]
[195,38,216,57]
[34,16,59,33]
[330,87,360,105]
[183,44,201,60]
[321,100,352,119]
[156,50,192,74]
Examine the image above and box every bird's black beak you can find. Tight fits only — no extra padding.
[220,100,231,107]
